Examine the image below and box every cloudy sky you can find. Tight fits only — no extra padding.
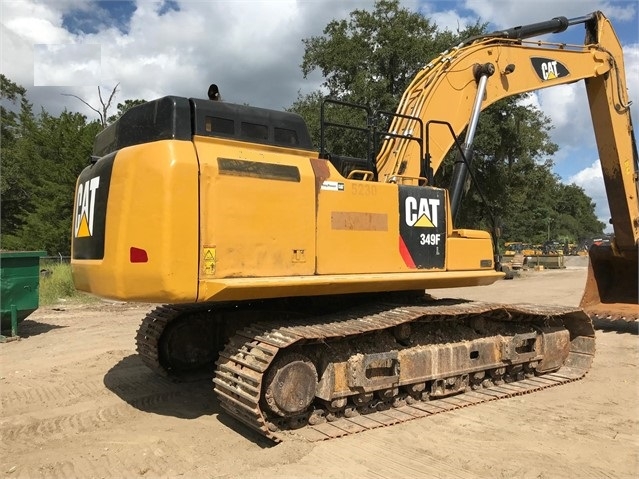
[2,0,638,231]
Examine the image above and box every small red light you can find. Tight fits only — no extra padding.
[130,247,148,263]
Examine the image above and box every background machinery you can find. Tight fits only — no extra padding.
[71,11,636,441]
[501,242,527,273]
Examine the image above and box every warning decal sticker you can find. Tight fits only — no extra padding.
[203,247,216,275]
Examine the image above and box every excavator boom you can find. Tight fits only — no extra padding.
[375,11,638,322]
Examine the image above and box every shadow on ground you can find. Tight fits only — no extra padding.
[104,353,275,446]
[104,353,220,419]
[594,319,639,335]
[1,319,67,339]
[216,413,277,448]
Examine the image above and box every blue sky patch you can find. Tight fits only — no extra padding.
[157,0,180,16]
[62,1,137,35]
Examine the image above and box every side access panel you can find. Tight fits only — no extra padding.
[194,137,317,281]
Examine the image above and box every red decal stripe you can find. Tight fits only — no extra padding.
[399,236,416,268]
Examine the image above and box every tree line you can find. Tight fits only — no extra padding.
[0,0,604,256]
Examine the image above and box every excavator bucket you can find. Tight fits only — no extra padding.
[580,244,639,323]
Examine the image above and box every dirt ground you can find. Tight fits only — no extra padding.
[1,258,637,479]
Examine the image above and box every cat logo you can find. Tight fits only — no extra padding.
[75,177,100,238]
[405,196,439,228]
[531,57,569,82]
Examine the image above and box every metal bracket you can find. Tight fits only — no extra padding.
[347,352,400,391]
[501,332,539,362]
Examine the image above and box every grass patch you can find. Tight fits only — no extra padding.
[39,263,99,306]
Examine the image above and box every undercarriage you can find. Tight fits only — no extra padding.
[135,294,595,442]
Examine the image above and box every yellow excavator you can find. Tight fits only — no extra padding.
[71,11,637,442]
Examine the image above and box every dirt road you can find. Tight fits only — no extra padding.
[1,261,637,478]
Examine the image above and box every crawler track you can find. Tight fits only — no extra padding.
[213,299,595,442]
[136,304,193,379]
[136,303,224,381]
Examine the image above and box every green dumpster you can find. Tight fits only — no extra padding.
[0,250,46,337]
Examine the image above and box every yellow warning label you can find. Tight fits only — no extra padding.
[76,214,91,237]
[203,247,216,275]
[413,215,434,228]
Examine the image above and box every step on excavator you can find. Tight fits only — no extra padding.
[71,11,637,442]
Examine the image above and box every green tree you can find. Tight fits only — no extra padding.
[292,0,485,156]
[442,97,560,236]
[1,77,101,254]
[1,74,37,239]
[1,74,27,144]
[107,98,147,123]
[554,183,605,241]
[301,0,484,110]
[12,111,101,254]
[443,99,603,243]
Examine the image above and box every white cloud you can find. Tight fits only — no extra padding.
[1,0,382,117]
[537,82,598,165]
[567,160,612,232]
[34,44,102,86]
[623,43,639,119]
[429,9,474,33]
[463,0,636,28]
[0,1,70,87]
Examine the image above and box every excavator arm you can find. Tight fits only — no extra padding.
[580,15,639,323]
[376,11,638,321]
